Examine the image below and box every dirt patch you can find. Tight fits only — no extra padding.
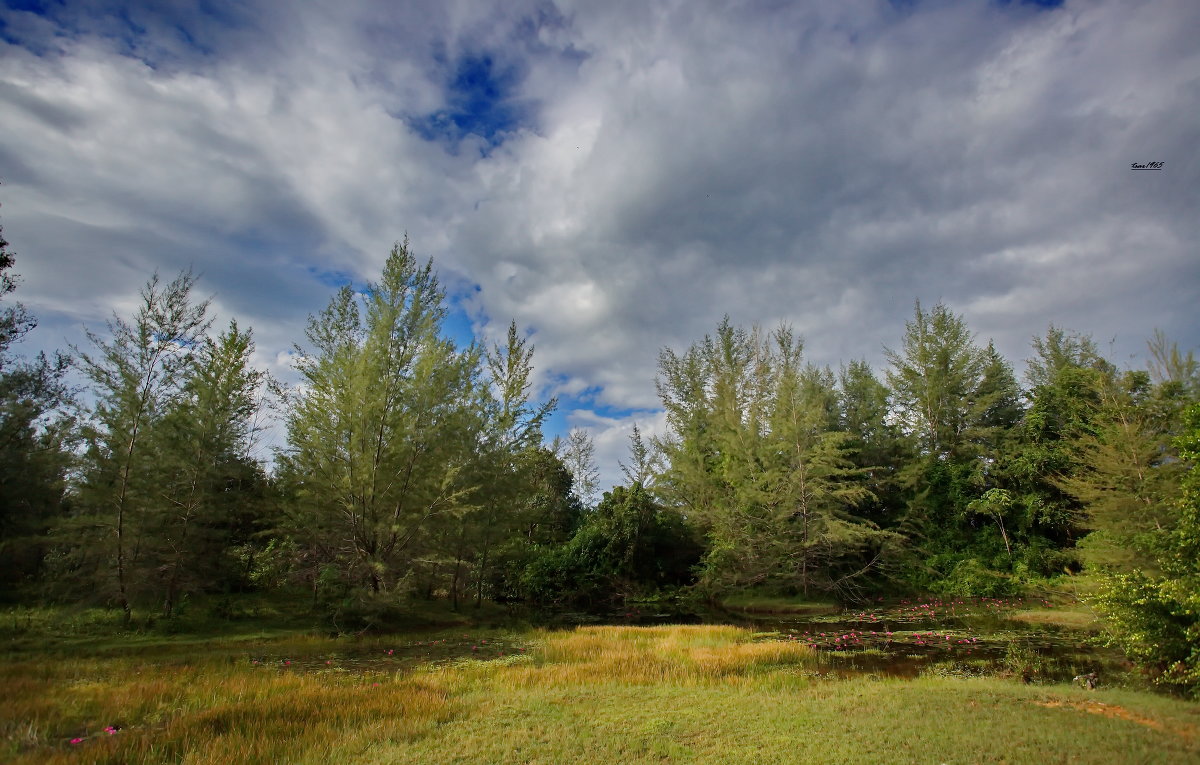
[1033,699,1197,743]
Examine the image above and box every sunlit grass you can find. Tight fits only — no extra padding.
[3,620,1197,764]
[1008,608,1102,630]
[486,625,815,687]
[1,644,456,764]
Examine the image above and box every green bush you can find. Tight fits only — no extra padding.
[932,557,1019,597]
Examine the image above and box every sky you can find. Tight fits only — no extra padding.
[1,0,1197,496]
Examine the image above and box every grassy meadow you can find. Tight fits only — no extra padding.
[3,604,1199,764]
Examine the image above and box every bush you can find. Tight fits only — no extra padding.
[933,557,1019,597]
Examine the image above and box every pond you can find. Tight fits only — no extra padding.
[605,596,1129,686]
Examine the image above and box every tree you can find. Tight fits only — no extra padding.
[280,239,486,615]
[0,222,73,595]
[72,271,211,621]
[836,360,908,527]
[1003,326,1106,557]
[558,427,600,507]
[1091,403,1200,694]
[146,320,269,616]
[884,303,1033,594]
[1057,368,1187,572]
[757,330,883,597]
[884,301,1001,459]
[619,423,659,489]
[0,220,35,350]
[517,483,701,606]
[455,320,555,608]
[655,318,886,597]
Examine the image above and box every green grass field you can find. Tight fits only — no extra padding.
[3,611,1198,763]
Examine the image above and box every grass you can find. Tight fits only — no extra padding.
[717,593,839,615]
[3,615,1198,763]
[1007,607,1103,631]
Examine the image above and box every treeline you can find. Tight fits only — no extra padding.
[0,232,1196,690]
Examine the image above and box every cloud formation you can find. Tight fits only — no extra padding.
[1,0,1197,491]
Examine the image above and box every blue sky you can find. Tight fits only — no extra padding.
[1,0,1197,493]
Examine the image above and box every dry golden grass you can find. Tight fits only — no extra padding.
[482,624,815,688]
[2,650,455,764]
[1008,608,1102,630]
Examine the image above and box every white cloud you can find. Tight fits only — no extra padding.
[2,0,1197,492]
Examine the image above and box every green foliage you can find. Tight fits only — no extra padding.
[886,318,1099,595]
[0,223,73,595]
[66,272,272,619]
[836,359,909,525]
[6,201,1196,631]
[516,484,701,606]
[70,270,214,619]
[1057,368,1186,572]
[145,321,270,615]
[620,423,660,488]
[656,319,893,598]
[884,301,1012,460]
[931,557,1019,597]
[1090,403,1200,694]
[448,321,557,609]
[280,239,489,612]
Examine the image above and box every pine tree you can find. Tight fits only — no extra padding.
[148,320,268,616]
[73,271,211,621]
[1056,368,1185,572]
[457,320,555,608]
[884,301,996,460]
[656,319,886,596]
[619,423,659,488]
[281,239,485,611]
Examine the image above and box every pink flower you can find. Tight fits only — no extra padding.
[70,738,84,745]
